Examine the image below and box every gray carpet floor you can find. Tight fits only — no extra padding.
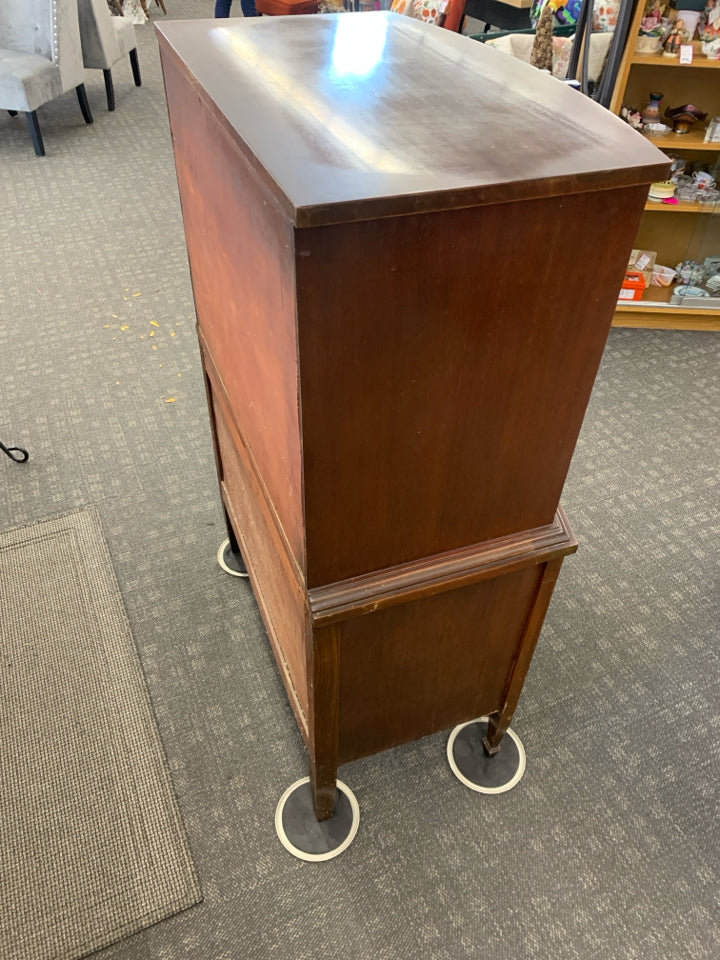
[1,5,719,958]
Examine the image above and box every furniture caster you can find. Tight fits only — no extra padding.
[216,538,248,578]
[275,777,360,862]
[447,717,526,794]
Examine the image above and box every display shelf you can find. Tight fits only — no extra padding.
[646,129,720,151]
[644,199,718,213]
[616,287,720,329]
[611,4,720,330]
[631,42,720,68]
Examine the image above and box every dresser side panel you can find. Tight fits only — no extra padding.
[163,49,305,570]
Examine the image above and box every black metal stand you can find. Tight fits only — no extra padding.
[1,442,29,463]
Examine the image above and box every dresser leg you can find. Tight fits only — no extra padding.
[483,711,510,757]
[275,777,360,862]
[307,623,341,820]
[216,507,248,577]
[447,717,526,794]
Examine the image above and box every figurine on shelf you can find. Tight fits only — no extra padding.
[663,18,688,55]
[702,0,720,41]
[641,0,665,31]
[620,105,645,130]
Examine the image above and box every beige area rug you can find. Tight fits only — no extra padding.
[0,508,202,960]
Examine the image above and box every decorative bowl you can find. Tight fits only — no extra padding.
[644,122,671,137]
[665,104,708,121]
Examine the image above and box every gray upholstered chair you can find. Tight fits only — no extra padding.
[0,0,93,156]
[77,0,141,112]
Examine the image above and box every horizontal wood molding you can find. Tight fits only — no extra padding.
[309,508,577,627]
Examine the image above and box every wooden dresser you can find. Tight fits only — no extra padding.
[158,13,668,821]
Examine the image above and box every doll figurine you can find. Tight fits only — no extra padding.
[663,19,687,56]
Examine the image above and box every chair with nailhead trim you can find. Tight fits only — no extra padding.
[0,0,93,156]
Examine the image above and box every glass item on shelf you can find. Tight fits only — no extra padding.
[704,116,720,141]
[644,122,671,137]
[642,91,664,123]
[675,177,699,200]
[665,103,709,133]
[675,260,706,284]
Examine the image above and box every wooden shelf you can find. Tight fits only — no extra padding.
[644,199,719,213]
[644,128,720,151]
[631,42,720,68]
[610,14,719,331]
[614,285,720,329]
[630,40,720,70]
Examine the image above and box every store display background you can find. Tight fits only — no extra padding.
[1,4,718,958]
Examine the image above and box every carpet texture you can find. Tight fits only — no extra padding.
[1,3,719,959]
[0,507,201,960]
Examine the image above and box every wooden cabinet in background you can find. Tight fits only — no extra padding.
[611,2,720,331]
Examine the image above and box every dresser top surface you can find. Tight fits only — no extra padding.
[157,13,668,227]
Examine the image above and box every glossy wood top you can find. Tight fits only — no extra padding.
[157,13,669,227]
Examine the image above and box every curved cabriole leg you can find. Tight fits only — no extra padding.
[103,69,115,111]
[25,111,45,156]
[76,84,93,124]
[129,48,142,87]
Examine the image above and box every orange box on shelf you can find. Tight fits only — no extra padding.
[618,270,647,301]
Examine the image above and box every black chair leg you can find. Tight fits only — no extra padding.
[25,111,45,156]
[8,110,18,117]
[76,84,93,124]
[103,69,116,111]
[129,48,141,87]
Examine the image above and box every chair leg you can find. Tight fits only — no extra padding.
[129,49,142,87]
[103,69,116,111]
[76,84,93,124]
[8,110,18,117]
[25,111,45,156]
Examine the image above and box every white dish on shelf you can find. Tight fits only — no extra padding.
[674,285,709,297]
[644,123,671,138]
